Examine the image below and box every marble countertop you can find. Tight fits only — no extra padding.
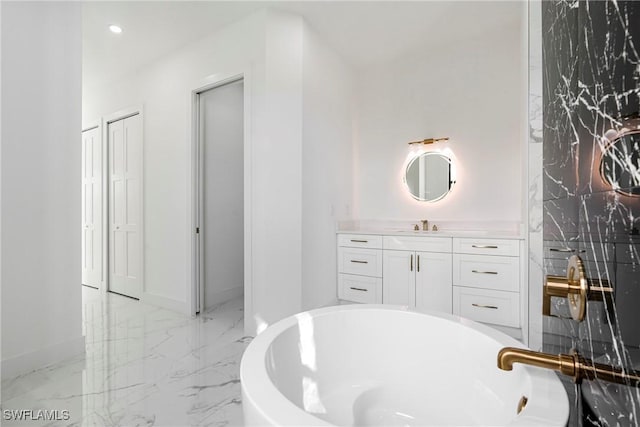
[336,228,525,240]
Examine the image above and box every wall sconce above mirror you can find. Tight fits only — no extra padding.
[600,116,640,197]
[407,137,449,145]
[404,152,456,202]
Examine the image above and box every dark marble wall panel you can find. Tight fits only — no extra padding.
[541,1,640,425]
[542,0,579,201]
[578,191,640,353]
[576,1,640,196]
[543,196,580,244]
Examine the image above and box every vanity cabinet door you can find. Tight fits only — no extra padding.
[415,251,452,313]
[383,250,416,306]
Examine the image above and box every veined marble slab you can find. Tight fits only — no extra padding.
[1,287,250,427]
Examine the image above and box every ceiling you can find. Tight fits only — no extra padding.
[83,1,524,87]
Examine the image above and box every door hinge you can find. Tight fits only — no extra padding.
[196,227,200,234]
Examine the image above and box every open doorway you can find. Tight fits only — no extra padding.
[194,78,245,313]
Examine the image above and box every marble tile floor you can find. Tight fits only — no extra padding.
[1,287,251,427]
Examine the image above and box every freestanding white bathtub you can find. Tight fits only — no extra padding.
[240,305,569,426]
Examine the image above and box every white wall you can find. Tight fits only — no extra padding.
[1,2,85,377]
[86,5,522,332]
[355,22,526,225]
[301,25,354,310]
[84,10,312,334]
[83,11,266,315]
[250,10,304,331]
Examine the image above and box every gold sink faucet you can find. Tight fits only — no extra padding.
[421,219,429,231]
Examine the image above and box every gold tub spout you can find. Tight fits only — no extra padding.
[498,347,640,387]
[497,347,576,377]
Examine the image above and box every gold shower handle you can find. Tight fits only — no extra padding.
[543,255,613,321]
[543,255,588,321]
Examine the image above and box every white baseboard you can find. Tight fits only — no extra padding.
[141,289,241,316]
[142,292,188,315]
[1,335,86,380]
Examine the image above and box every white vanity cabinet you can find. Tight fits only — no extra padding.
[337,234,383,303]
[382,236,452,311]
[451,238,523,331]
[335,231,526,341]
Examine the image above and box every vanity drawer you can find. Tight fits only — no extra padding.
[338,234,383,249]
[453,238,520,257]
[338,274,382,303]
[453,254,519,292]
[383,235,452,253]
[338,247,382,277]
[453,287,519,328]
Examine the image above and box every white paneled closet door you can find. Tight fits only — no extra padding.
[82,126,102,289]
[108,115,142,299]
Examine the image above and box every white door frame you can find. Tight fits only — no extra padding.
[188,70,252,325]
[102,105,144,298]
[81,121,102,291]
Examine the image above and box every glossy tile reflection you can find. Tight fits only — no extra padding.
[1,288,249,426]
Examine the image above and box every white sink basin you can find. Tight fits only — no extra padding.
[241,305,569,426]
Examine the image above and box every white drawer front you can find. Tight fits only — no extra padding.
[453,254,519,292]
[338,234,383,249]
[453,238,520,257]
[338,274,382,303]
[453,287,519,328]
[338,247,382,277]
[383,235,452,252]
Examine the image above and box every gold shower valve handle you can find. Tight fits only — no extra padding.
[566,255,588,321]
[543,255,588,321]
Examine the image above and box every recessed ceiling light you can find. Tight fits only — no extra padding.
[109,25,123,34]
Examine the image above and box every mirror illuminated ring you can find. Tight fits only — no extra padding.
[404,152,456,202]
[599,116,640,197]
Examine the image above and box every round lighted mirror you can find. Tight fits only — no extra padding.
[600,117,640,196]
[404,152,456,202]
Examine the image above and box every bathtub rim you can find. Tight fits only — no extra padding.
[240,304,569,426]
